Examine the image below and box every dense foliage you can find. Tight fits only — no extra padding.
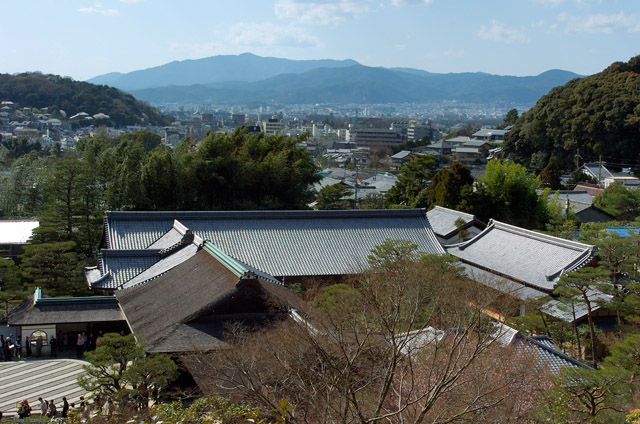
[0,129,319,299]
[0,72,170,127]
[384,154,438,208]
[504,55,640,171]
[465,160,549,229]
[593,184,640,221]
[78,333,178,410]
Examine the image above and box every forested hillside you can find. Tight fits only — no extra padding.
[0,73,170,127]
[504,55,640,171]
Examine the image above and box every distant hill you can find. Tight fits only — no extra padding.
[0,73,170,127]
[126,64,580,106]
[88,52,360,90]
[504,55,640,171]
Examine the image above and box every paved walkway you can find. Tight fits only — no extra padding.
[0,358,88,416]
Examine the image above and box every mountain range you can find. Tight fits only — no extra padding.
[88,53,582,106]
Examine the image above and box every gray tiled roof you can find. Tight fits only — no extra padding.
[541,289,610,323]
[550,190,594,205]
[496,323,588,374]
[9,292,124,326]
[107,217,174,249]
[472,129,508,137]
[95,250,162,289]
[120,243,201,289]
[88,222,206,290]
[520,335,589,374]
[458,263,546,301]
[391,150,413,159]
[582,163,614,181]
[116,248,304,353]
[426,206,480,239]
[446,220,595,292]
[103,209,445,278]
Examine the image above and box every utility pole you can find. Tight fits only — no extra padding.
[354,158,359,209]
[598,155,602,188]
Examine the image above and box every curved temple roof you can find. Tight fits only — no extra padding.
[446,219,595,292]
[93,209,444,286]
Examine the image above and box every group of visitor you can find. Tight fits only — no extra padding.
[0,334,21,361]
[76,331,99,358]
[0,333,64,360]
[17,396,71,419]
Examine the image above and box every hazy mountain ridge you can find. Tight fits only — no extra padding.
[88,53,360,90]
[122,61,580,106]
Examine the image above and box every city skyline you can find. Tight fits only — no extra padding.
[1,0,639,81]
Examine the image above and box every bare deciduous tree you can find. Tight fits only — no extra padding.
[188,240,543,424]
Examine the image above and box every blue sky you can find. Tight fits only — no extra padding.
[2,0,639,81]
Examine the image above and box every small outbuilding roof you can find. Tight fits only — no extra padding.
[446,219,595,292]
[8,288,124,326]
[426,206,484,240]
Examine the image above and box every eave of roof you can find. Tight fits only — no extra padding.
[447,219,595,291]
[101,209,444,278]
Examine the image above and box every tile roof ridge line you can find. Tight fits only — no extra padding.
[106,208,428,220]
[455,219,495,251]
[101,249,163,257]
[421,213,447,255]
[173,219,189,235]
[523,334,591,369]
[547,250,595,282]
[203,241,247,277]
[491,220,594,251]
[119,269,170,290]
[88,271,112,287]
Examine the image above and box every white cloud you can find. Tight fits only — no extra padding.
[227,22,320,47]
[168,22,321,58]
[558,11,640,33]
[475,21,530,43]
[394,44,407,50]
[391,0,434,6]
[443,48,465,58]
[530,19,546,29]
[78,2,119,15]
[531,0,565,7]
[274,0,376,25]
[120,0,144,2]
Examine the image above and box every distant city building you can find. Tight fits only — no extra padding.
[472,128,509,142]
[408,123,435,143]
[262,116,284,135]
[348,128,404,146]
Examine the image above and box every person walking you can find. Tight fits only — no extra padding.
[25,336,32,357]
[6,336,14,360]
[50,336,57,358]
[36,336,43,358]
[15,335,22,360]
[76,333,84,358]
[3,337,11,361]
[18,400,31,418]
[38,397,47,415]
[61,397,69,418]
[47,400,57,417]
